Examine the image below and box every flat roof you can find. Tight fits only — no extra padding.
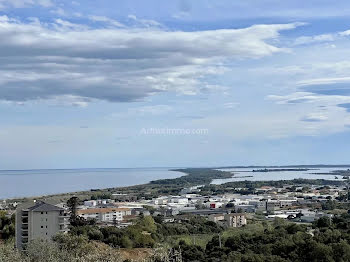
[77,207,130,215]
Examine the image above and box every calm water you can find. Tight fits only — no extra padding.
[0,168,183,199]
[211,167,350,184]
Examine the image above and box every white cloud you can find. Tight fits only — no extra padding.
[127,14,163,28]
[53,19,88,31]
[267,92,350,105]
[50,7,67,17]
[301,113,328,122]
[172,11,190,20]
[88,15,125,28]
[0,0,52,9]
[0,17,300,104]
[294,34,335,45]
[130,105,173,116]
[293,28,350,46]
[297,76,350,86]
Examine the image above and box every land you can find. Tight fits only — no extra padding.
[2,167,350,261]
[252,168,312,172]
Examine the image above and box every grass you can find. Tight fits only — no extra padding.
[165,222,268,249]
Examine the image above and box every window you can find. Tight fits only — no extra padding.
[41,212,43,214]
[46,226,48,228]
[41,226,43,228]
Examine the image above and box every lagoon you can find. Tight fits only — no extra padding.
[211,167,350,184]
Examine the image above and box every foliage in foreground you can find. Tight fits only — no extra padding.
[0,235,124,262]
[0,211,15,240]
[178,215,350,262]
[0,235,180,262]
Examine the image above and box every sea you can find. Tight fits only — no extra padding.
[1,166,349,200]
[0,168,183,199]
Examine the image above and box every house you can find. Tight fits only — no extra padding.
[15,201,69,250]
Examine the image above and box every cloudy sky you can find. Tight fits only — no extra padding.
[1,0,350,169]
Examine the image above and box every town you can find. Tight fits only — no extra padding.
[1,168,350,261]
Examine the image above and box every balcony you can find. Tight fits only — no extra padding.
[58,218,68,225]
[59,225,69,232]
[59,211,68,217]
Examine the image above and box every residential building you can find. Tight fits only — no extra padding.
[15,201,69,250]
[209,213,247,228]
[208,214,225,223]
[225,213,247,227]
[77,207,131,223]
[84,200,97,207]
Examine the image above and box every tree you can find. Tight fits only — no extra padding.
[226,203,235,208]
[67,197,79,217]
[0,212,15,240]
[67,196,82,226]
[314,217,331,228]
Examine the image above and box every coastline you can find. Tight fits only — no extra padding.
[4,165,350,203]
[4,168,233,203]
[0,167,185,201]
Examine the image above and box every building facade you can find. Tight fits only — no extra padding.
[208,213,247,228]
[77,207,131,223]
[225,213,247,227]
[15,201,69,250]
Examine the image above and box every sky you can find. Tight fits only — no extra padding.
[1,0,350,169]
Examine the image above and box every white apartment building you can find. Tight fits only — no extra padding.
[169,196,189,205]
[77,207,131,223]
[152,196,168,205]
[15,201,69,250]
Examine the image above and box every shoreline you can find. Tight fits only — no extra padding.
[3,168,233,203]
[3,165,350,203]
[1,168,190,202]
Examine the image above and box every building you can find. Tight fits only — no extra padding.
[266,200,280,212]
[225,213,247,227]
[83,200,98,207]
[15,201,69,250]
[206,201,224,209]
[169,197,189,205]
[209,213,247,228]
[208,214,225,223]
[235,204,255,213]
[77,207,131,223]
